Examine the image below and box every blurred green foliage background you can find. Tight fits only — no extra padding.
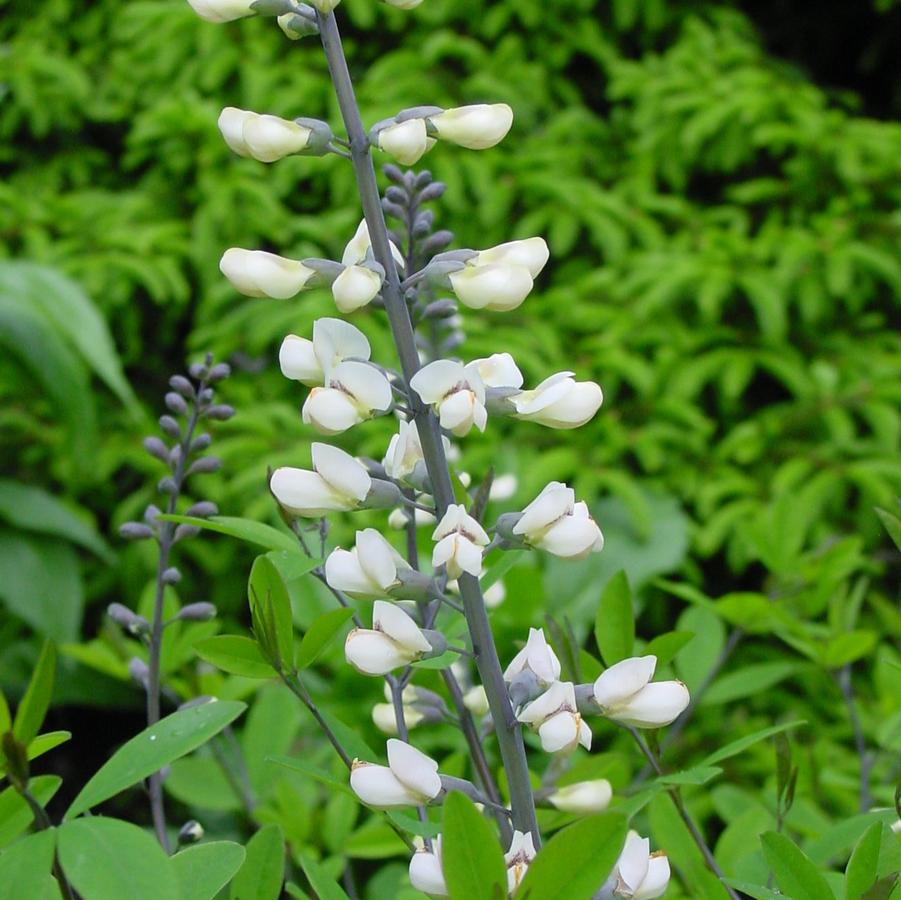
[1,0,900,895]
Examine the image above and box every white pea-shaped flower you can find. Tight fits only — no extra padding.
[383,420,425,481]
[217,108,312,162]
[378,119,434,165]
[474,237,550,277]
[430,103,514,150]
[471,352,524,390]
[503,627,561,687]
[517,681,591,754]
[463,685,490,716]
[325,529,411,600]
[549,779,613,813]
[410,360,487,436]
[512,482,604,559]
[409,836,448,897]
[505,830,537,894]
[593,656,689,729]
[449,263,534,312]
[512,371,603,429]
[186,0,256,23]
[342,219,406,271]
[302,360,392,434]
[350,739,442,808]
[270,443,370,517]
[331,265,383,313]
[345,600,432,675]
[597,832,671,900]
[372,702,425,735]
[219,249,314,300]
[431,504,490,579]
[279,317,372,387]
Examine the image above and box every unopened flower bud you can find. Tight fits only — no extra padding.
[512,372,603,429]
[372,703,426,735]
[186,0,256,23]
[174,523,202,542]
[377,119,434,166]
[271,443,371,517]
[220,248,314,299]
[593,656,689,729]
[162,567,182,584]
[158,477,178,495]
[277,11,319,38]
[597,832,670,900]
[409,835,448,897]
[429,103,513,150]
[108,603,150,634]
[143,437,169,462]
[177,820,205,845]
[504,627,561,687]
[159,415,180,438]
[513,482,603,559]
[177,602,218,621]
[349,739,442,808]
[120,522,154,541]
[169,375,195,397]
[331,264,383,313]
[204,404,235,421]
[185,501,219,518]
[187,457,222,476]
[549,779,612,813]
[431,504,490,579]
[463,685,490,716]
[165,392,188,415]
[128,657,149,687]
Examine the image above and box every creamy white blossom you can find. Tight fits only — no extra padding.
[186,0,255,23]
[597,832,671,900]
[326,529,411,599]
[350,739,442,808]
[218,108,312,162]
[512,482,604,559]
[372,702,425,735]
[474,238,550,278]
[331,265,383,313]
[504,627,561,687]
[593,656,689,729]
[431,504,490,579]
[301,360,393,434]
[449,262,535,312]
[270,443,370,517]
[342,219,405,271]
[279,318,372,387]
[517,681,591,754]
[219,249,314,300]
[410,360,487,436]
[512,371,603,429]
[471,352,524,389]
[409,836,448,897]
[383,420,431,481]
[463,684,490,716]
[549,779,613,813]
[430,104,514,150]
[505,830,537,894]
[345,600,432,675]
[378,119,434,165]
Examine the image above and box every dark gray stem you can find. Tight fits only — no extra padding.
[837,665,873,812]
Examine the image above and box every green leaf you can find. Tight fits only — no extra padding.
[701,721,805,767]
[0,481,112,562]
[642,630,694,668]
[249,556,296,673]
[194,635,277,679]
[702,662,800,706]
[0,777,61,848]
[820,631,878,669]
[171,842,246,900]
[58,817,178,900]
[481,551,524,591]
[0,828,57,900]
[442,792,507,900]
[26,731,72,764]
[0,690,8,733]
[65,700,246,819]
[165,756,242,812]
[297,608,355,669]
[159,515,301,554]
[13,641,57,746]
[845,821,883,900]
[861,875,899,899]
[266,756,353,796]
[595,570,634,666]
[875,507,901,551]
[229,824,285,900]
[298,854,352,900]
[761,831,832,900]
[656,766,722,786]
[517,812,627,900]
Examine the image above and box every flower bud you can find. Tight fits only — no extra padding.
[475,237,549,278]
[162,566,182,585]
[326,530,411,599]
[220,248,314,299]
[517,681,591,754]
[372,703,426,735]
[463,685,490,716]
[429,104,514,150]
[186,0,256,23]
[345,600,432,675]
[471,353,523,390]
[270,443,371,517]
[409,836,448,897]
[410,360,487,437]
[377,119,434,165]
[108,603,150,634]
[177,820,205,845]
[597,832,670,900]
[120,522,154,541]
[128,657,149,687]
[512,372,603,429]
[503,628,561,687]
[431,504,490,579]
[505,831,536,894]
[512,482,604,559]
[277,12,319,39]
[549,779,612,813]
[489,474,518,502]
[449,263,534,312]
[592,656,689,729]
[244,114,312,162]
[331,265,383,312]
[350,739,442,808]
[280,317,372,387]
[383,420,427,481]
[177,602,218,622]
[185,500,218,518]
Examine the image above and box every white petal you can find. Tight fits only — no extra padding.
[373,600,432,653]
[489,473,518,501]
[387,739,442,800]
[279,335,322,385]
[449,263,534,312]
[312,442,371,501]
[517,680,573,725]
[549,779,612,813]
[431,534,457,571]
[350,762,419,807]
[538,712,579,753]
[539,513,604,559]
[330,360,393,412]
[471,352,524,389]
[593,656,657,709]
[453,535,484,578]
[378,119,431,166]
[432,504,468,539]
[332,265,382,312]
[302,388,363,434]
[519,380,603,428]
[578,718,592,750]
[409,849,448,896]
[188,0,257,23]
[410,360,467,404]
[372,703,400,735]
[325,548,379,598]
[217,107,255,154]
[513,482,574,537]
[243,114,311,162]
[524,628,562,684]
[512,372,575,415]
[618,834,651,894]
[430,103,513,150]
[345,629,410,675]
[635,855,671,900]
[438,390,478,435]
[611,681,690,728]
[357,530,402,589]
[270,468,347,517]
[313,317,371,372]
[503,644,530,682]
[342,220,372,266]
[475,237,549,278]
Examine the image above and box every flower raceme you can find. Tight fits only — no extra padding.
[449,238,549,312]
[269,443,370,517]
[511,482,604,559]
[517,680,592,754]
[505,830,537,894]
[344,600,432,675]
[218,107,313,162]
[325,529,411,600]
[512,371,603,429]
[219,249,314,300]
[431,504,490,579]
[350,739,442,809]
[593,655,690,729]
[597,831,671,900]
[504,627,561,688]
[410,360,487,436]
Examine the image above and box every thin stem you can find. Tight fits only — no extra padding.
[21,787,75,900]
[316,8,539,843]
[837,665,873,812]
[284,672,354,769]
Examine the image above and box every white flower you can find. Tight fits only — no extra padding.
[217,107,257,156]
[301,360,392,434]
[378,119,434,165]
[504,830,537,894]
[331,265,383,313]
[483,580,506,609]
[597,832,671,900]
[504,627,561,687]
[279,317,372,387]
[186,0,256,23]
[409,836,448,897]
[219,249,314,299]
[325,529,411,600]
[270,443,370,517]
[345,600,432,675]
[350,739,442,808]
[512,482,604,559]
[449,263,534,312]
[383,420,424,481]
[489,473,518,501]
[245,113,312,162]
[512,372,603,429]
[342,219,406,271]
[410,360,487,436]
[593,655,689,729]
[372,702,425,735]
[474,238,550,278]
[549,779,613,814]
[471,353,524,389]
[430,104,514,150]
[431,504,490,579]
[463,685,490,716]
[517,681,591,754]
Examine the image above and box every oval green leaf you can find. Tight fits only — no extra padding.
[442,791,507,900]
[194,635,277,679]
[172,841,246,900]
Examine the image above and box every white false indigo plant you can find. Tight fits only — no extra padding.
[183,2,741,897]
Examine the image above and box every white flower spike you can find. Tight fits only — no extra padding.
[431,504,490,579]
[430,104,514,150]
[504,830,537,894]
[350,739,442,808]
[219,249,314,300]
[513,482,604,559]
[517,681,591,754]
[512,371,603,429]
[409,836,448,897]
[279,317,372,387]
[597,832,671,900]
[326,529,411,600]
[549,779,613,814]
[345,600,432,675]
[186,0,256,23]
[593,655,690,729]
[410,360,487,436]
[270,443,371,517]
[503,627,561,687]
